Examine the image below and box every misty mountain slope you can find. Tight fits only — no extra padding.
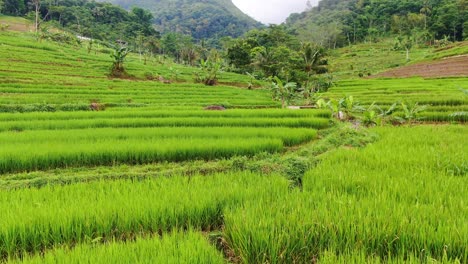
[104,0,263,39]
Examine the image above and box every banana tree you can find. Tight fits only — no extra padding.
[373,102,398,125]
[110,45,130,76]
[396,102,428,124]
[338,95,365,120]
[246,72,257,90]
[270,76,299,108]
[197,50,223,86]
[361,102,394,127]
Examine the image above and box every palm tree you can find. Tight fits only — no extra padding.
[300,43,328,90]
[251,46,273,76]
[420,0,432,30]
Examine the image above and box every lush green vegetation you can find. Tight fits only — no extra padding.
[13,231,226,264]
[107,0,262,40]
[323,77,468,122]
[329,38,468,79]
[0,172,288,258]
[1,0,157,41]
[1,125,466,262]
[0,125,321,173]
[0,32,274,110]
[0,4,467,262]
[287,0,467,48]
[329,38,431,78]
[225,125,468,263]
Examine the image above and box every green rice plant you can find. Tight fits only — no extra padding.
[0,109,332,121]
[0,126,318,173]
[0,137,284,174]
[0,116,330,132]
[0,127,317,147]
[10,231,226,264]
[0,32,271,109]
[224,125,468,263]
[323,78,468,119]
[0,172,289,259]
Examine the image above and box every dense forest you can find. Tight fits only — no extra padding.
[287,0,467,48]
[224,26,328,83]
[101,0,262,40]
[0,0,158,40]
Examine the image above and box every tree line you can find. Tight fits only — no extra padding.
[1,0,157,40]
[287,0,467,48]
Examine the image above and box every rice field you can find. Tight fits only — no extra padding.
[0,30,467,263]
[0,172,288,259]
[324,77,468,122]
[0,32,271,110]
[2,125,466,263]
[11,231,227,264]
[0,109,327,173]
[225,125,468,263]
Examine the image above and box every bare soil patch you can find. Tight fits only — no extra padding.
[2,21,32,32]
[372,55,468,78]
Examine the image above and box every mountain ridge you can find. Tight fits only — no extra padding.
[101,0,263,40]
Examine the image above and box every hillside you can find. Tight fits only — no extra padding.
[286,0,467,48]
[102,0,263,40]
[0,28,467,263]
[328,38,468,79]
[0,31,270,110]
[372,55,468,78]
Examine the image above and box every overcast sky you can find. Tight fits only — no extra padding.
[232,0,318,24]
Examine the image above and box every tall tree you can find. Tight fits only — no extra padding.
[31,0,40,33]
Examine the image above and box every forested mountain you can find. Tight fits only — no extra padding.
[102,0,263,40]
[286,0,467,48]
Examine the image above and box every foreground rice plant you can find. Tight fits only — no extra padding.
[0,172,289,259]
[11,231,225,264]
[224,125,468,263]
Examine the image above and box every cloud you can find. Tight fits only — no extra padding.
[232,0,317,24]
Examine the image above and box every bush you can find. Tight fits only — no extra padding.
[0,23,10,31]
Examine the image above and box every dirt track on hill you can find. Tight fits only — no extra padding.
[372,55,468,78]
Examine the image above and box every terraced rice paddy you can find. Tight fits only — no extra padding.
[0,30,467,263]
[0,33,272,110]
[325,78,468,122]
[0,172,289,259]
[225,126,468,263]
[0,109,328,174]
[12,231,227,264]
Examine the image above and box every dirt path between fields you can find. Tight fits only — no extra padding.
[372,55,468,78]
